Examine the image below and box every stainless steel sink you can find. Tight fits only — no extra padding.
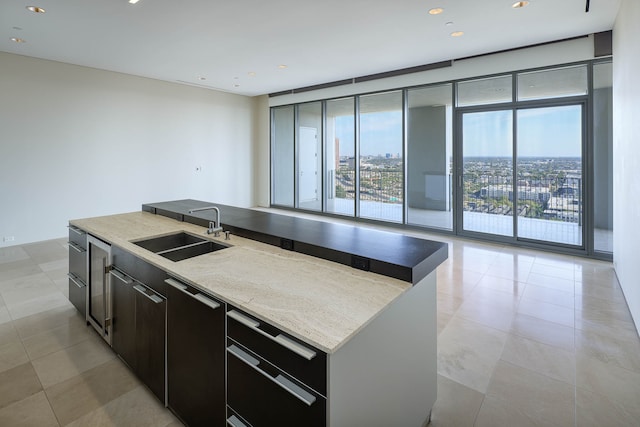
[133,232,228,261]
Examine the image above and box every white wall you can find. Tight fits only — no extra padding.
[0,52,257,247]
[613,0,640,330]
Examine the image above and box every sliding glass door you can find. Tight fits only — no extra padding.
[461,110,514,237]
[459,105,584,247]
[516,105,583,246]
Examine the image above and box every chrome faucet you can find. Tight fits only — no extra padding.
[188,206,223,236]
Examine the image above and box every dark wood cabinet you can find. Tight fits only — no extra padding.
[111,269,137,371]
[134,282,166,403]
[226,307,326,427]
[111,246,167,405]
[166,277,225,426]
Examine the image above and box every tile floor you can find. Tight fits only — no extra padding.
[1,231,639,426]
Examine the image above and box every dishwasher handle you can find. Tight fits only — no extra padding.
[165,278,220,310]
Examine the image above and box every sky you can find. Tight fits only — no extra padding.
[334,105,582,158]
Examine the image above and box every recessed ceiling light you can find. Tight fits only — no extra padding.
[512,1,529,8]
[278,65,288,69]
[26,6,46,13]
[450,31,464,37]
[129,0,141,4]
[428,8,444,15]
[11,37,26,43]
[248,72,256,77]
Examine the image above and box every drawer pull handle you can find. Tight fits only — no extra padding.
[110,269,133,284]
[67,242,86,253]
[165,278,220,310]
[227,415,248,427]
[67,226,86,236]
[227,310,316,360]
[227,345,316,406]
[133,284,164,304]
[67,273,85,289]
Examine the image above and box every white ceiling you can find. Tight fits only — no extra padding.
[0,0,620,97]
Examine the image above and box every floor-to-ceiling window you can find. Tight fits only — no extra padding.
[297,102,322,211]
[271,106,294,207]
[325,97,356,216]
[592,60,613,254]
[358,91,404,222]
[270,60,612,258]
[406,84,453,230]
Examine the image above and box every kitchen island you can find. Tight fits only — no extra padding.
[68,201,447,427]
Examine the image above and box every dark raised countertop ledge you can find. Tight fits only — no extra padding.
[142,199,448,284]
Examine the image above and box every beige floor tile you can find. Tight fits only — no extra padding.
[576,353,640,415]
[475,361,574,427]
[21,241,68,265]
[0,362,43,410]
[22,319,95,360]
[428,375,484,427]
[13,305,83,339]
[436,267,482,297]
[576,386,640,427]
[475,274,527,297]
[0,246,31,265]
[455,298,517,332]
[510,313,575,351]
[525,272,575,294]
[38,259,67,273]
[530,263,575,281]
[45,358,141,426]
[6,292,72,321]
[0,322,20,347]
[517,296,574,328]
[575,279,627,302]
[438,316,508,393]
[575,291,630,312]
[576,328,640,374]
[0,391,59,427]
[0,340,30,374]
[65,385,177,427]
[0,260,41,284]
[500,334,575,384]
[437,311,453,336]
[0,271,54,294]
[522,283,574,309]
[532,254,576,271]
[0,306,11,325]
[32,337,116,389]
[1,278,60,307]
[575,316,640,344]
[436,292,463,315]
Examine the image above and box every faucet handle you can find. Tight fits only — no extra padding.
[225,231,231,240]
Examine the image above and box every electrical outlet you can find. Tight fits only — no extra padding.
[3,236,15,242]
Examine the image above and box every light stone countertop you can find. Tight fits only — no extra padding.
[71,211,412,354]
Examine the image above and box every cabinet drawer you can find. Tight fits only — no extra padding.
[68,273,86,318]
[68,244,87,283]
[227,342,326,427]
[226,307,326,396]
[68,225,87,248]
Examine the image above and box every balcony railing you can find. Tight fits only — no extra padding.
[463,174,582,224]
